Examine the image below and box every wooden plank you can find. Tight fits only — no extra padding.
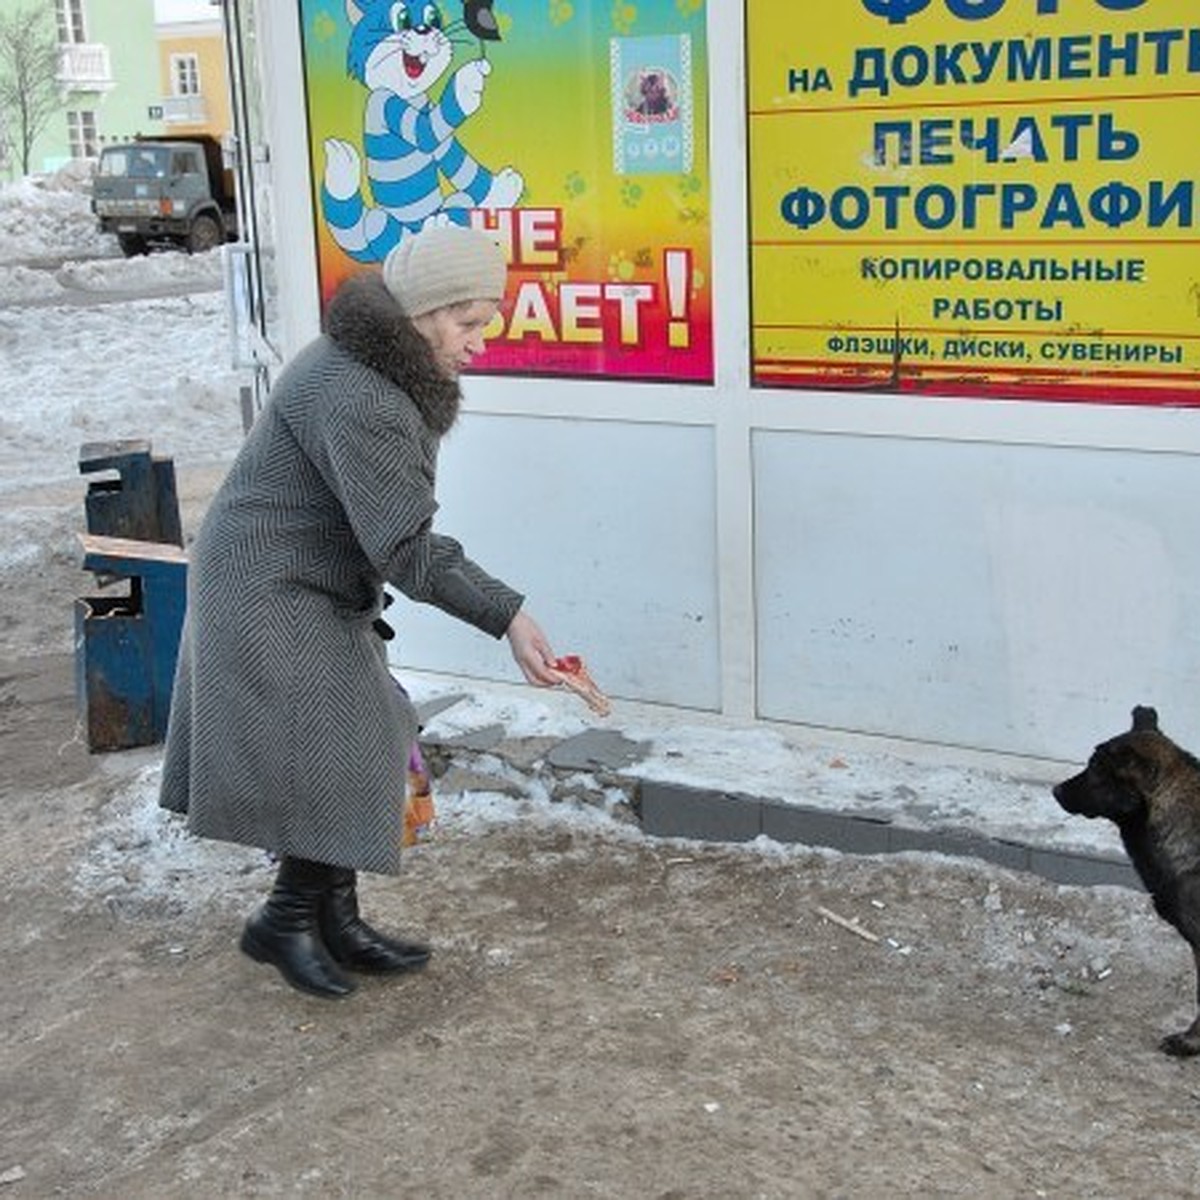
[78,533,189,565]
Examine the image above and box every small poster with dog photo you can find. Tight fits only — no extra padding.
[610,34,693,176]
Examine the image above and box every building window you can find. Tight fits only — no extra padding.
[171,54,201,97]
[66,110,98,159]
[55,0,86,44]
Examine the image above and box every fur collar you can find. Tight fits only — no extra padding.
[324,274,461,435]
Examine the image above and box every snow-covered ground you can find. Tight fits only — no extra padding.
[0,171,241,496]
[0,171,1125,885]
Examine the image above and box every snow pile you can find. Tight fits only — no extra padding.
[0,171,117,263]
[0,289,243,493]
[0,178,243,496]
[74,764,270,918]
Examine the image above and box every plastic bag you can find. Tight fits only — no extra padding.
[402,740,435,847]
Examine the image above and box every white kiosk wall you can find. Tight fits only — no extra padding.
[399,411,723,712]
[754,427,1200,759]
[253,3,1200,762]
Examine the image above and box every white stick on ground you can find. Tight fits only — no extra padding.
[815,905,880,943]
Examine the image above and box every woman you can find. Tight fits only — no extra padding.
[160,224,561,999]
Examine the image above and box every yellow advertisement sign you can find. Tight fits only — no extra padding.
[747,0,1199,403]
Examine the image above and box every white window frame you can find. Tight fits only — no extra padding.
[171,53,201,97]
[66,109,97,159]
[55,0,85,44]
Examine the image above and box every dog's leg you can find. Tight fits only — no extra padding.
[1160,942,1200,1057]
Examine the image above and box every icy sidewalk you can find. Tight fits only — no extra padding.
[403,670,1137,891]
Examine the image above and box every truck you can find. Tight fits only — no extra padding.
[91,134,238,257]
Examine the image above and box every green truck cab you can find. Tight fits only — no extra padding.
[91,135,238,256]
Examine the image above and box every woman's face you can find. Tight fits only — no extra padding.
[413,299,499,379]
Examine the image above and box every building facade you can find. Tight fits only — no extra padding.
[0,0,229,178]
[154,7,229,141]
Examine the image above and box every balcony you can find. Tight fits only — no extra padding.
[57,43,113,92]
[158,94,209,125]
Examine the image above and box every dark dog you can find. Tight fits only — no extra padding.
[1053,706,1200,1056]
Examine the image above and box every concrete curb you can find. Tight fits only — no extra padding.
[634,780,1142,891]
[419,711,1138,892]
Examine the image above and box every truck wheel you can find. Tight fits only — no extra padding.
[117,233,147,257]
[187,214,223,254]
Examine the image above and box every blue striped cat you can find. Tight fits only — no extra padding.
[321,0,524,263]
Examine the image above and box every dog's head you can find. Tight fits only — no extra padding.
[1053,706,1168,824]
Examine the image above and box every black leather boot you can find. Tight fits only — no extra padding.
[240,857,357,998]
[319,867,432,974]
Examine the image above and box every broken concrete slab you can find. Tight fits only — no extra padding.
[414,691,469,726]
[546,729,650,771]
[436,764,526,799]
[433,723,507,752]
[490,736,560,772]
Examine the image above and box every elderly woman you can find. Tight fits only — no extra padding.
[160,225,560,999]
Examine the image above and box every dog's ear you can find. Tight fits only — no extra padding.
[1131,706,1159,732]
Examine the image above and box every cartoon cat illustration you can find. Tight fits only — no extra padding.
[321,0,524,263]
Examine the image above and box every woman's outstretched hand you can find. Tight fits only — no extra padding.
[505,610,560,686]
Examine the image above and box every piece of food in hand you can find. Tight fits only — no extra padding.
[547,655,611,717]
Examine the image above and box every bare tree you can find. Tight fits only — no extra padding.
[0,2,62,177]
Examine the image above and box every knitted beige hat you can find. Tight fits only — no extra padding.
[382,224,507,317]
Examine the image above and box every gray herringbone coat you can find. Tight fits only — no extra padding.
[159,275,523,873]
